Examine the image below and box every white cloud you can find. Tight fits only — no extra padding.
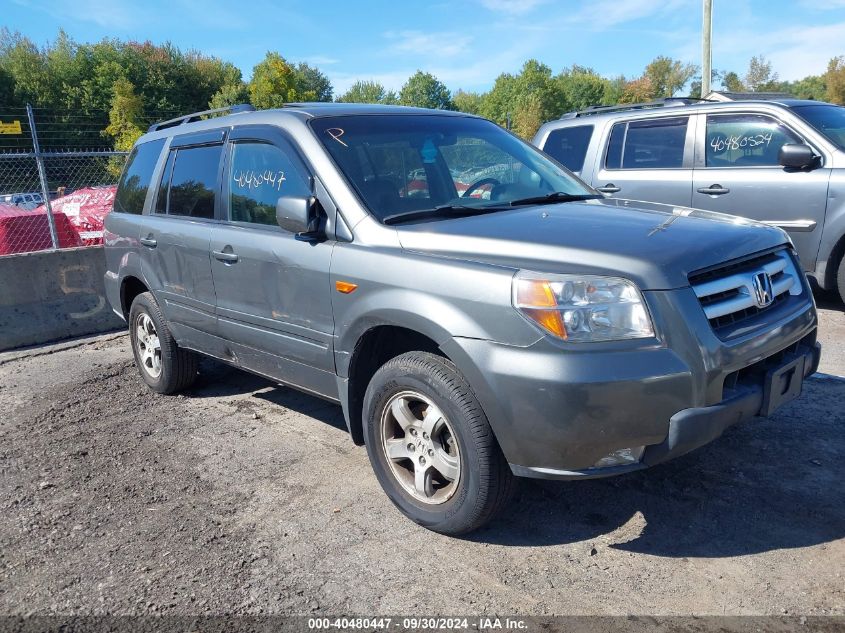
[568,0,691,28]
[385,30,473,59]
[477,0,549,15]
[800,0,845,8]
[301,55,339,66]
[710,21,845,80]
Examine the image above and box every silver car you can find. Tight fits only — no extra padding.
[534,98,845,302]
[104,103,819,535]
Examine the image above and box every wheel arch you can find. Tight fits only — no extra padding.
[120,275,149,320]
[342,320,454,446]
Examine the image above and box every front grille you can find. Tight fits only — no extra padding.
[689,248,803,335]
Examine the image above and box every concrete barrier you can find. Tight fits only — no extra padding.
[0,246,124,351]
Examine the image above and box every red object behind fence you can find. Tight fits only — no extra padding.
[35,186,116,246]
[0,203,81,256]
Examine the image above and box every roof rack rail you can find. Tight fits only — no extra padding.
[147,103,255,132]
[559,97,715,120]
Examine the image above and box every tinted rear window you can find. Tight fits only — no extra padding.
[113,139,165,214]
[605,117,688,169]
[542,125,593,172]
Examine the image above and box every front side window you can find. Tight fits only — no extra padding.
[605,117,689,170]
[114,138,165,214]
[705,114,802,167]
[228,142,311,226]
[542,125,594,172]
[163,144,222,219]
[310,115,593,222]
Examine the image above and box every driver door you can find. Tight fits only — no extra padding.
[209,126,336,397]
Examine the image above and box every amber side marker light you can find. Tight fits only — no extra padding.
[515,278,567,340]
[335,281,358,294]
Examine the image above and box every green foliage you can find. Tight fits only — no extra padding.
[248,52,302,108]
[292,62,333,102]
[399,71,454,110]
[721,71,745,92]
[825,56,845,105]
[745,55,779,92]
[557,65,610,111]
[644,56,698,98]
[618,77,655,104]
[104,78,144,151]
[481,60,563,138]
[336,80,395,104]
[452,89,484,114]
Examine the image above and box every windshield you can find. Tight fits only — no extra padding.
[793,104,845,151]
[310,114,595,222]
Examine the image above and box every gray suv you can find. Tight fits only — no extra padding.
[104,103,820,535]
[534,98,845,302]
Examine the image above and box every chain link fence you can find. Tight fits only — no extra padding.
[0,105,129,256]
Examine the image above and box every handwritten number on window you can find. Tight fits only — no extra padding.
[710,132,774,153]
[233,170,287,191]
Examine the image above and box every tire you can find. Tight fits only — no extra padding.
[837,253,845,306]
[128,291,197,394]
[363,351,514,535]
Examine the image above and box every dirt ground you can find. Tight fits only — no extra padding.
[1,292,843,617]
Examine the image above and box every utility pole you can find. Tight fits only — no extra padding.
[701,0,713,97]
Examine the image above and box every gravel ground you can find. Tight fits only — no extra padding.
[0,293,843,617]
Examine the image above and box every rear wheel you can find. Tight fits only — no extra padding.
[363,351,514,535]
[129,292,197,394]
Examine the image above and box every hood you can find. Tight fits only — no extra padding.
[395,198,790,290]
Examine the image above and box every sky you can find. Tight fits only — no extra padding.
[6,0,845,95]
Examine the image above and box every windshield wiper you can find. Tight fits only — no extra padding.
[507,191,604,207]
[382,203,510,226]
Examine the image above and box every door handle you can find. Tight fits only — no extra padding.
[697,184,731,195]
[212,249,239,263]
[596,184,621,194]
[139,236,157,248]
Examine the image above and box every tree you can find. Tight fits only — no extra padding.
[644,56,697,98]
[452,89,484,114]
[248,52,304,108]
[336,80,390,103]
[209,81,249,109]
[104,78,145,176]
[721,71,745,92]
[398,71,454,109]
[745,55,779,92]
[618,76,655,104]
[825,57,845,105]
[481,60,564,136]
[557,65,610,111]
[292,62,333,102]
[783,75,826,100]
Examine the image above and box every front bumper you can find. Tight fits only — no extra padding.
[441,286,819,480]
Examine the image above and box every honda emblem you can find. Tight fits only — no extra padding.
[752,271,774,308]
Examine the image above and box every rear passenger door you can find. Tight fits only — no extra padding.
[691,112,830,271]
[140,130,224,336]
[592,115,695,206]
[208,126,336,397]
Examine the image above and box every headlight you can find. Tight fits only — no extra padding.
[512,271,654,342]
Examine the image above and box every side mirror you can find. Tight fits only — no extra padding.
[779,143,817,169]
[276,195,320,237]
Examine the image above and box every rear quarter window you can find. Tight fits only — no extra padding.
[542,125,594,172]
[114,139,166,214]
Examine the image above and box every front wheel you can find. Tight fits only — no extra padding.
[363,351,514,535]
[837,252,845,305]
